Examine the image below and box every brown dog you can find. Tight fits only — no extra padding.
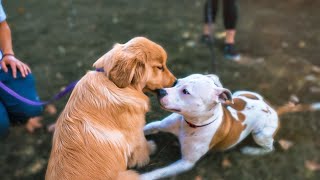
[45,37,176,180]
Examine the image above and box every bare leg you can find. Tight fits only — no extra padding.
[225,29,236,44]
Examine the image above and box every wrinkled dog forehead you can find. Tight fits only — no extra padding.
[176,74,222,95]
[205,74,223,87]
[180,74,223,87]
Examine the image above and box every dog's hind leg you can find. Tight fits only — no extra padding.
[140,159,195,180]
[241,126,276,155]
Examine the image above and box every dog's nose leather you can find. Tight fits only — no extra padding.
[157,89,168,98]
[172,79,178,87]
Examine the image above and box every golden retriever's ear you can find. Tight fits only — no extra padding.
[93,43,147,88]
[93,43,121,71]
[108,52,146,88]
[93,54,106,69]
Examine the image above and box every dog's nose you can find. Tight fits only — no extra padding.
[156,89,168,98]
[172,79,178,87]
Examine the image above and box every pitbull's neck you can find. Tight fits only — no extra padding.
[183,104,223,127]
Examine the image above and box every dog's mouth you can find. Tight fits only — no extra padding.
[160,104,181,112]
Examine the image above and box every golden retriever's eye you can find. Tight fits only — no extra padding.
[157,66,164,71]
[182,89,190,95]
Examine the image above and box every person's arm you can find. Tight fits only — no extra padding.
[0,20,31,78]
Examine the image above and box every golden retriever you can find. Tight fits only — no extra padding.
[45,37,176,180]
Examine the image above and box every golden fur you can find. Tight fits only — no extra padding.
[46,37,176,180]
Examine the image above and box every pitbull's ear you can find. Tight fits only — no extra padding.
[215,87,233,104]
[206,74,223,87]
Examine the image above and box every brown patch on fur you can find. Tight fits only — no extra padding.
[239,93,260,100]
[237,112,246,122]
[226,98,247,111]
[46,37,176,180]
[210,106,247,151]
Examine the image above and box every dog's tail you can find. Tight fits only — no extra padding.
[116,170,140,180]
[276,102,320,116]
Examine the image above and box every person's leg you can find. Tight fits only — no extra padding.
[0,101,10,137]
[203,0,219,35]
[201,0,219,43]
[223,0,240,60]
[0,68,43,132]
[223,0,238,43]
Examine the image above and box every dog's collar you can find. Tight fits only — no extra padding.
[184,119,216,128]
[95,68,105,72]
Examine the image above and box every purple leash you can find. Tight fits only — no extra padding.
[0,80,78,106]
[0,68,104,106]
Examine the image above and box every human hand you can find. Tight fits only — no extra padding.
[0,54,31,78]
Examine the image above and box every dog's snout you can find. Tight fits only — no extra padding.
[157,89,168,98]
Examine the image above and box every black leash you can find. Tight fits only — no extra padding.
[205,0,217,73]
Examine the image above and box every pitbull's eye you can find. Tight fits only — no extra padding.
[182,89,190,95]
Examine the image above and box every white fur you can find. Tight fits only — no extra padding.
[142,74,279,179]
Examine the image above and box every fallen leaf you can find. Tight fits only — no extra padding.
[29,159,46,173]
[305,75,317,82]
[112,15,119,24]
[281,42,289,48]
[194,175,202,180]
[186,40,196,47]
[289,94,299,104]
[311,66,320,73]
[222,157,232,168]
[182,31,190,39]
[310,86,320,93]
[278,139,294,151]
[56,72,63,79]
[57,45,66,55]
[305,160,320,171]
[215,31,226,39]
[298,41,306,48]
[77,61,83,67]
[256,57,265,64]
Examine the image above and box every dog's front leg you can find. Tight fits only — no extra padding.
[144,113,181,136]
[128,133,156,168]
[140,159,195,180]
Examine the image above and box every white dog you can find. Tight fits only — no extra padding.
[141,74,280,180]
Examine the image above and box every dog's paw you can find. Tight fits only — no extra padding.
[241,146,273,155]
[136,155,150,168]
[128,151,150,168]
[148,140,157,155]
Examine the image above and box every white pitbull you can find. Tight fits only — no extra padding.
[141,74,280,180]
